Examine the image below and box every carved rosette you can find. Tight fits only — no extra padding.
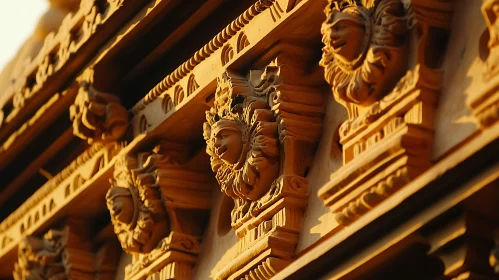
[319,0,452,226]
[106,141,212,280]
[13,226,117,280]
[204,52,325,279]
[69,70,128,144]
[467,0,499,128]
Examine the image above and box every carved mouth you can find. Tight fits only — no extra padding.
[112,205,122,217]
[216,145,227,157]
[332,39,346,50]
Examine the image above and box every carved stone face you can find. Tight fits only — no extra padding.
[107,187,134,226]
[212,120,243,165]
[327,9,366,63]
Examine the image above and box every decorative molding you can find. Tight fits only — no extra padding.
[13,225,118,280]
[468,0,499,128]
[132,0,298,114]
[204,51,325,279]
[129,0,323,137]
[0,143,122,259]
[0,0,129,127]
[0,89,75,157]
[106,141,212,279]
[70,69,128,144]
[319,0,454,226]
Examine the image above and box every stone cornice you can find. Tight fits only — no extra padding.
[0,87,77,172]
[0,0,147,148]
[0,142,123,274]
[131,0,287,114]
[128,0,320,138]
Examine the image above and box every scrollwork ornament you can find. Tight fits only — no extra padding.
[320,0,408,118]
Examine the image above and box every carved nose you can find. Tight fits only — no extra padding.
[214,139,221,148]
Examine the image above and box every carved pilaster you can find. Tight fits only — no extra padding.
[467,0,499,128]
[319,0,454,226]
[13,224,118,280]
[203,50,325,279]
[106,141,212,280]
[69,69,128,144]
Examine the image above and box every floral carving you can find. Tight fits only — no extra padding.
[320,0,408,118]
[69,81,128,144]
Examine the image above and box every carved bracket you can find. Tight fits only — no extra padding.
[106,141,212,280]
[70,69,129,144]
[204,50,325,279]
[319,0,453,226]
[13,224,118,280]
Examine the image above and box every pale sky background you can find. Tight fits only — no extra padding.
[0,0,49,73]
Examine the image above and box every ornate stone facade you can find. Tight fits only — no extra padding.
[1,0,499,279]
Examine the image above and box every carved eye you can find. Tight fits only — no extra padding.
[334,23,345,31]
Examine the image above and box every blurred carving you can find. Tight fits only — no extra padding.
[106,141,212,279]
[13,225,118,280]
[468,0,499,128]
[70,70,128,144]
